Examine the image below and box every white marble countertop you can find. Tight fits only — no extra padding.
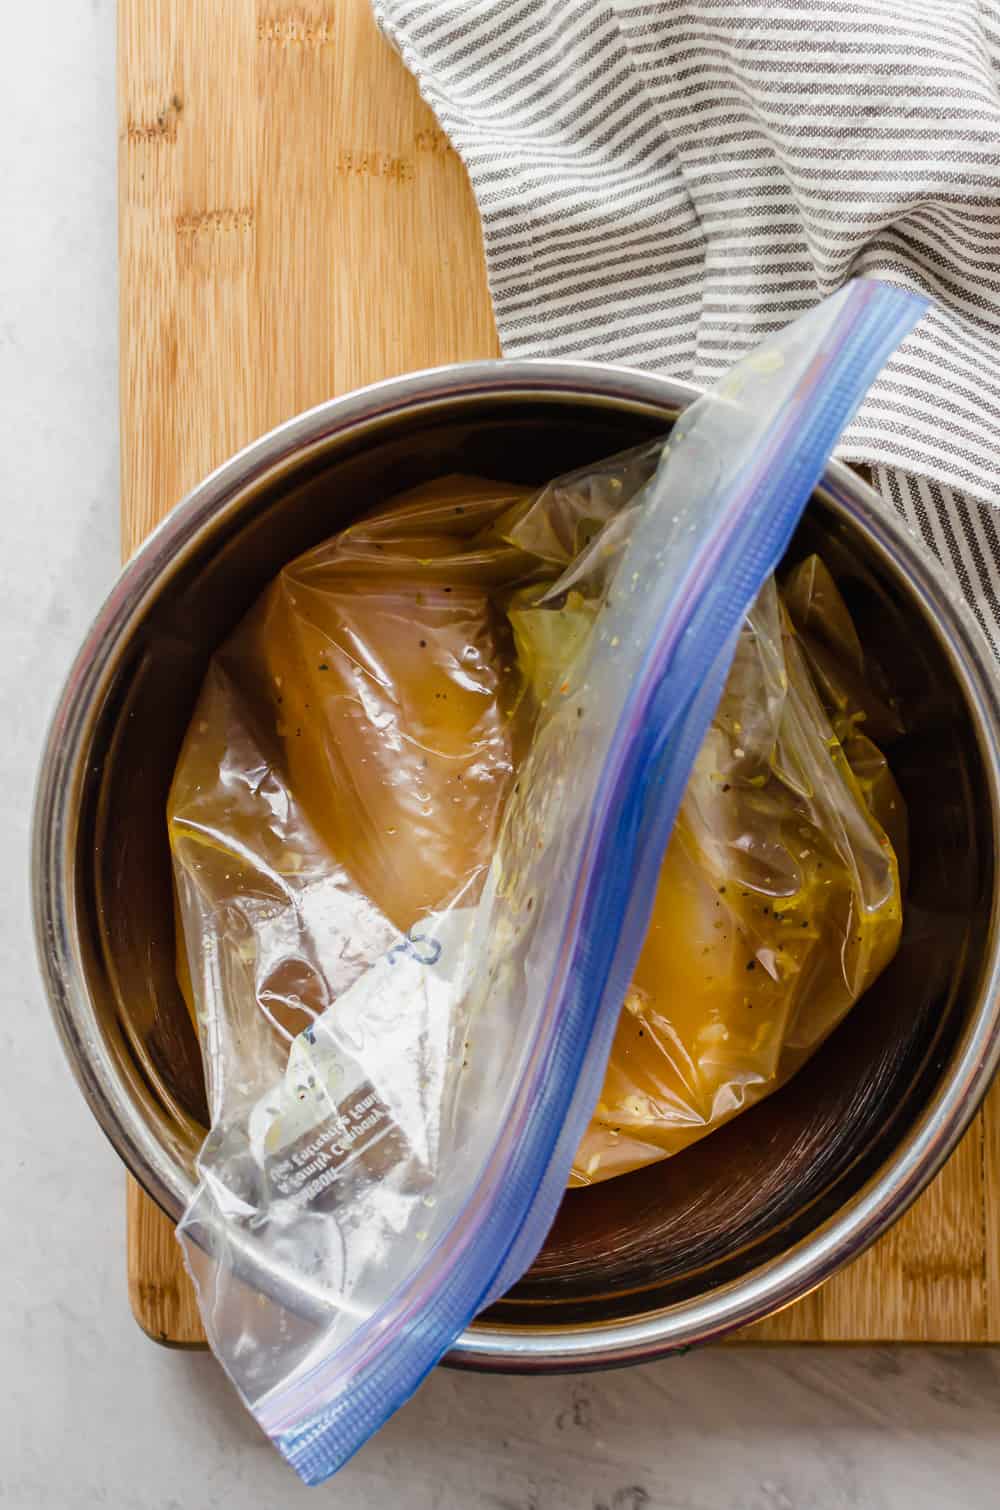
[4,5,1000,1506]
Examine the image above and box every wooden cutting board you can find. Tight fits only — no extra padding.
[120,0,1000,1347]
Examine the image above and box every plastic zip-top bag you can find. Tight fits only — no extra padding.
[170,281,926,1482]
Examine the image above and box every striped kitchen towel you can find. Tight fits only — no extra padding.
[373,0,1000,654]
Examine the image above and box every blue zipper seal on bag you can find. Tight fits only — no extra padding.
[260,280,927,1484]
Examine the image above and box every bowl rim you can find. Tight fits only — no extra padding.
[32,358,1000,1368]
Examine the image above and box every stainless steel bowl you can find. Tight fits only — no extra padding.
[34,361,1000,1369]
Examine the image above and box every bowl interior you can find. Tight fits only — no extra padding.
[77,394,994,1329]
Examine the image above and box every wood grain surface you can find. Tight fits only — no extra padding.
[120,0,1000,1348]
